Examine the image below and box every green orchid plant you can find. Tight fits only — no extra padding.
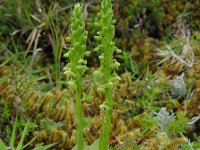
[93,0,121,149]
[63,3,89,150]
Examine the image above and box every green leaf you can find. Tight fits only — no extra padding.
[89,139,100,150]
[22,136,37,149]
[0,138,7,150]
[193,138,200,149]
[32,143,57,150]
[48,122,65,130]
[83,117,93,128]
[73,139,100,150]
[72,142,94,150]
[16,121,30,150]
[10,115,18,148]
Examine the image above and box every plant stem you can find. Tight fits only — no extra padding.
[100,45,113,150]
[100,88,113,150]
[95,0,118,149]
[76,74,84,150]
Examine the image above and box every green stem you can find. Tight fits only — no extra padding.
[100,67,113,150]
[100,88,113,150]
[76,74,84,150]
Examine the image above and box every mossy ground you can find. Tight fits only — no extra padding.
[0,0,200,150]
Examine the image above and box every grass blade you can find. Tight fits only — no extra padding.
[16,121,30,150]
[10,115,18,148]
[32,142,57,150]
[22,136,37,149]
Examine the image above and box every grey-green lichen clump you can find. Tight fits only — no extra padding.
[63,3,89,150]
[93,0,121,149]
[170,75,187,98]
